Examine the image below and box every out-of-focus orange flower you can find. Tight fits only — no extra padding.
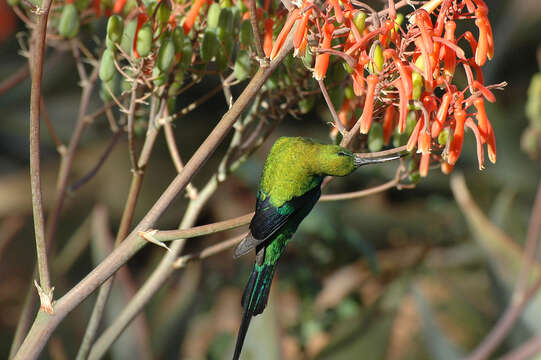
[313,22,334,80]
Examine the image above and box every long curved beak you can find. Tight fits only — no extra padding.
[354,151,408,167]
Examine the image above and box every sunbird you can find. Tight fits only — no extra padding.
[232,137,403,359]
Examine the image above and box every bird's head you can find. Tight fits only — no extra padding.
[314,145,358,176]
[314,144,405,176]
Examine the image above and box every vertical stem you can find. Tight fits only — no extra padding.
[29,0,54,313]
[249,0,266,63]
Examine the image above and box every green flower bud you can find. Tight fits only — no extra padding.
[240,20,253,47]
[136,23,153,57]
[153,66,167,87]
[354,11,366,34]
[217,7,233,42]
[344,85,354,100]
[120,19,137,55]
[368,122,384,152]
[180,38,193,68]
[156,2,171,25]
[302,47,314,69]
[372,43,384,73]
[99,48,116,82]
[172,26,185,52]
[438,127,450,146]
[58,4,80,39]
[107,15,124,43]
[412,56,424,100]
[231,7,241,36]
[200,28,219,62]
[343,61,354,74]
[406,110,417,136]
[157,36,175,72]
[234,50,251,81]
[207,3,221,29]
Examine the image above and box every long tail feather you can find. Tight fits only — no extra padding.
[233,264,276,360]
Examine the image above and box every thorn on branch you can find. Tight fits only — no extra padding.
[34,280,54,315]
[138,230,173,253]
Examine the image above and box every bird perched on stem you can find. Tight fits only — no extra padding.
[232,136,403,360]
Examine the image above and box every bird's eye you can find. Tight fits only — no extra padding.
[337,151,348,157]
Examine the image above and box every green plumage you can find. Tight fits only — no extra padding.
[232,137,403,360]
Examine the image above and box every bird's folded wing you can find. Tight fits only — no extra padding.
[233,185,321,258]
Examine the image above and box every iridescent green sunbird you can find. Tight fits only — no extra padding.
[232,137,403,359]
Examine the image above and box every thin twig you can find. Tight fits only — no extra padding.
[249,0,267,64]
[163,120,198,199]
[67,130,123,193]
[318,80,346,135]
[127,83,139,171]
[500,323,541,360]
[0,64,29,95]
[29,0,54,315]
[40,96,66,155]
[173,234,245,268]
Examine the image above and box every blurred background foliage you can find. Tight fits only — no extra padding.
[2,0,541,359]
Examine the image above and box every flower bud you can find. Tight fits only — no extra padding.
[200,28,219,62]
[234,50,251,81]
[240,19,253,47]
[99,48,116,82]
[207,3,221,29]
[107,15,124,43]
[136,23,153,57]
[354,11,367,34]
[58,4,80,39]
[157,36,175,72]
[217,7,234,42]
[156,3,171,25]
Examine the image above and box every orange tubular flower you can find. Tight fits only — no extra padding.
[415,10,434,56]
[486,120,497,163]
[383,105,396,144]
[263,18,274,58]
[448,108,466,165]
[394,79,408,133]
[474,17,488,66]
[407,115,423,152]
[360,74,379,134]
[271,9,301,60]
[414,38,433,91]
[132,13,148,59]
[465,118,485,170]
[313,23,335,80]
[384,49,412,99]
[294,8,311,51]
[418,129,431,154]
[473,97,488,142]
[463,31,478,55]
[183,0,206,35]
[473,80,495,103]
[420,153,430,177]
[441,20,456,80]
[441,161,454,174]
[329,0,344,23]
[432,92,451,137]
